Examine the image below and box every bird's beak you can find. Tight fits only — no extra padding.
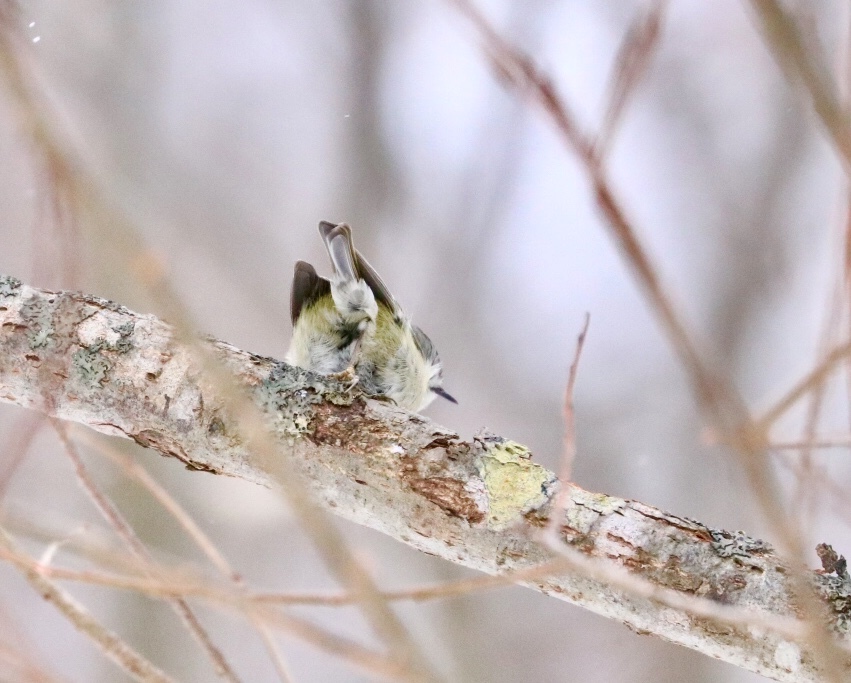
[432,387,458,404]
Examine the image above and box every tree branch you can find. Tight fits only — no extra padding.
[0,274,848,682]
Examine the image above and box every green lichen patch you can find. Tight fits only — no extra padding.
[814,543,851,634]
[814,569,851,634]
[475,438,556,530]
[80,294,131,315]
[564,489,626,534]
[256,362,357,436]
[20,295,55,348]
[0,275,22,297]
[111,321,135,353]
[709,528,772,559]
[72,341,112,387]
[71,323,136,388]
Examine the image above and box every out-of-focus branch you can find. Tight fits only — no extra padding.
[443,14,848,660]
[1,277,849,682]
[0,9,433,676]
[748,0,851,171]
[0,529,175,683]
[52,423,243,683]
[0,535,402,680]
[447,0,748,438]
[755,340,851,432]
[72,429,294,682]
[594,0,668,159]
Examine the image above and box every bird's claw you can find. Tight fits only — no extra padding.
[330,366,359,392]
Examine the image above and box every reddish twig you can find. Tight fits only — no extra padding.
[0,528,176,683]
[541,312,591,537]
[559,313,590,485]
[0,411,43,498]
[51,422,243,683]
[74,428,296,683]
[449,0,746,433]
[748,0,851,171]
[594,0,668,159]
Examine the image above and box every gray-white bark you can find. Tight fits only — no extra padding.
[0,274,848,682]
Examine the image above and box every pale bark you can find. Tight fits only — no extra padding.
[0,274,848,682]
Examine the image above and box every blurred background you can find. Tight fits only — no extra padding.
[1,0,850,681]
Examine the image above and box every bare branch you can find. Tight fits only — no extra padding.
[0,538,403,680]
[51,422,243,683]
[0,528,176,683]
[1,277,850,681]
[748,0,851,171]
[542,313,590,541]
[594,0,668,159]
[73,429,240,582]
[755,340,851,431]
[448,0,737,428]
[73,428,295,681]
[443,12,844,662]
[0,16,435,665]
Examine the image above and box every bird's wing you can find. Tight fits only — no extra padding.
[318,221,358,282]
[318,220,399,313]
[290,260,331,324]
[353,249,399,313]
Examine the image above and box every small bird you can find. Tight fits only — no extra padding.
[286,221,456,412]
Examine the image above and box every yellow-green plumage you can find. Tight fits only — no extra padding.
[360,305,434,410]
[286,222,454,412]
[287,295,350,375]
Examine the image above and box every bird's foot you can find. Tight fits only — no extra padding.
[330,366,359,392]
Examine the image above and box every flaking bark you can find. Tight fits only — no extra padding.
[0,275,848,682]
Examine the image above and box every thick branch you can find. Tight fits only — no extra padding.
[0,275,847,681]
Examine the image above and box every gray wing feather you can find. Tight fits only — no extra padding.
[354,250,398,312]
[290,260,330,324]
[318,220,398,312]
[319,221,358,282]
[411,324,439,364]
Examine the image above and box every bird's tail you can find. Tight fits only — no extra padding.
[319,221,358,282]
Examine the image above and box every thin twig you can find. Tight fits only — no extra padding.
[748,0,851,171]
[559,313,589,485]
[0,7,435,676]
[52,422,243,683]
[0,540,409,680]
[73,428,295,683]
[449,0,743,430]
[2,502,829,669]
[754,340,851,431]
[5,525,819,653]
[774,450,851,533]
[0,411,43,498]
[541,313,590,543]
[594,0,668,159]
[252,624,294,683]
[449,3,851,677]
[449,0,802,577]
[0,527,176,683]
[73,429,238,581]
[793,229,845,526]
[744,4,851,680]
[770,438,851,450]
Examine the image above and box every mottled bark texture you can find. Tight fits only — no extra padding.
[0,275,848,681]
